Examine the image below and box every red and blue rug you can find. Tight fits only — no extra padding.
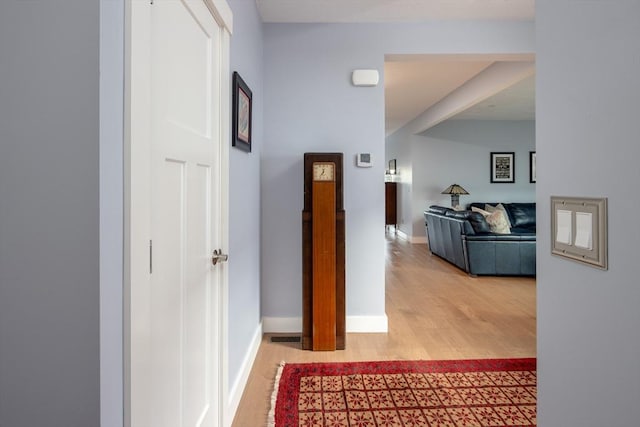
[269,358,536,426]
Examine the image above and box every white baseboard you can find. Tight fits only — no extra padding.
[396,229,409,241]
[263,315,388,333]
[347,315,388,332]
[395,229,427,245]
[225,321,263,427]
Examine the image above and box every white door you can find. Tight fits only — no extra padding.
[129,0,227,426]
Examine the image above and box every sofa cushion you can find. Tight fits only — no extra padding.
[472,207,511,234]
[506,203,536,228]
[468,212,492,234]
[485,203,513,229]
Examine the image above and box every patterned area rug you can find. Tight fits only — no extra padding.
[269,358,536,426]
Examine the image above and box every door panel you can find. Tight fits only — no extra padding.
[150,159,185,427]
[148,0,220,426]
[155,0,213,137]
[130,0,230,425]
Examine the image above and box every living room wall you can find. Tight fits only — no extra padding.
[419,120,535,238]
[387,120,535,240]
[262,22,534,331]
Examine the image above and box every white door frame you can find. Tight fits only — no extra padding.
[124,1,232,426]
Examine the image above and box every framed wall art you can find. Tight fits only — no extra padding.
[232,71,252,152]
[529,151,536,183]
[490,152,515,183]
[388,159,397,175]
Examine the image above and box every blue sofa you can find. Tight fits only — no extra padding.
[424,203,536,276]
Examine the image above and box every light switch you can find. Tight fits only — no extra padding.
[551,196,607,270]
[574,212,593,250]
[556,209,572,245]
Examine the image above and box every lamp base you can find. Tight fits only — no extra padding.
[451,194,460,207]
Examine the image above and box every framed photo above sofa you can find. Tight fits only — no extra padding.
[490,152,515,183]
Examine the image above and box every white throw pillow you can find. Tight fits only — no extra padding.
[485,203,512,229]
[472,206,511,234]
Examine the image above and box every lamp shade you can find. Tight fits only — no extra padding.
[441,184,469,208]
[441,184,469,195]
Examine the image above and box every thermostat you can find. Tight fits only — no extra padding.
[356,153,373,168]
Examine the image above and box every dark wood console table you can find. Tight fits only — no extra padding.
[385,182,397,228]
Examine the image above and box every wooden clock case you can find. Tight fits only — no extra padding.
[302,153,346,350]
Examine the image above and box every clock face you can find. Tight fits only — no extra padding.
[313,162,335,181]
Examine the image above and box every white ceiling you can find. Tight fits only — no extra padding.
[256,0,536,135]
[256,0,535,23]
[450,75,535,121]
[384,57,535,135]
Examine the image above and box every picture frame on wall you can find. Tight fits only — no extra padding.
[388,159,397,175]
[490,152,515,183]
[232,71,252,153]
[530,151,536,183]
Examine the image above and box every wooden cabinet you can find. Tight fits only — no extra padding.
[385,182,397,227]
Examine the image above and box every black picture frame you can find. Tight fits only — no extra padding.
[490,152,515,183]
[529,151,536,183]
[232,72,252,153]
[388,159,396,175]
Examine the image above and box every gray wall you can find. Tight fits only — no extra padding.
[415,120,535,237]
[537,0,640,425]
[262,22,534,325]
[0,1,100,426]
[227,0,264,394]
[387,120,536,239]
[99,0,125,426]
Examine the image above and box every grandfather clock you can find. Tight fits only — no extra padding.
[302,153,345,350]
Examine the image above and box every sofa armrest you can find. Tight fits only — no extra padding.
[424,211,468,272]
[463,237,536,276]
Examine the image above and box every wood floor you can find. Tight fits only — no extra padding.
[231,232,536,426]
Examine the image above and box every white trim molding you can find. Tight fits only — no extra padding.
[395,229,427,244]
[411,236,428,244]
[225,322,262,427]
[205,0,233,33]
[347,315,388,333]
[396,229,409,241]
[263,315,389,334]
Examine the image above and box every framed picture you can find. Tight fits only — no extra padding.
[232,71,252,152]
[388,159,397,175]
[490,152,515,183]
[529,151,536,183]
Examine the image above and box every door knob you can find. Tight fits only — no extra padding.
[211,249,228,266]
